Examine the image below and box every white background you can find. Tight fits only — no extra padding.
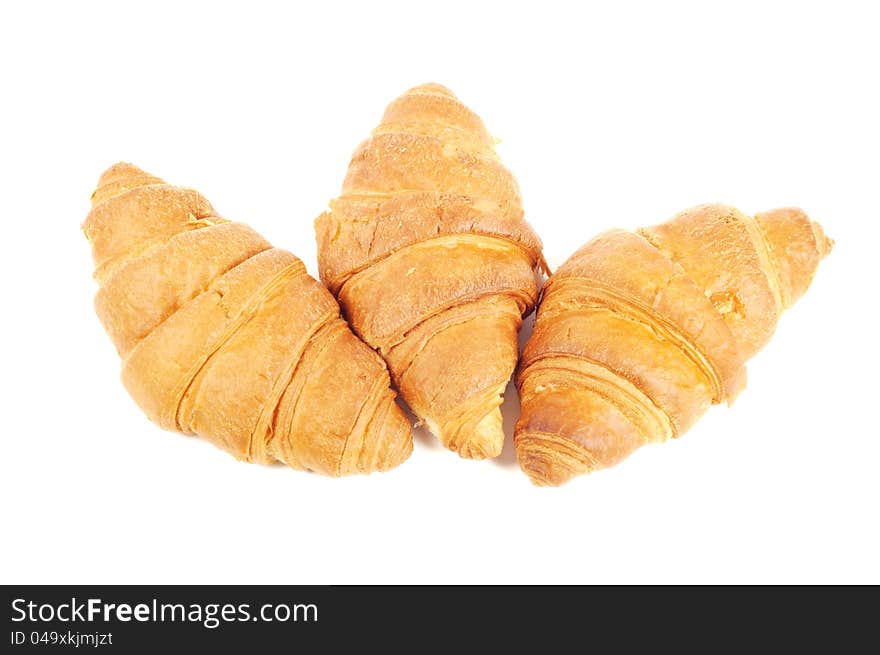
[1,1,877,584]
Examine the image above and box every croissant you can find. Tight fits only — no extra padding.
[316,84,546,459]
[515,204,832,486]
[83,163,412,476]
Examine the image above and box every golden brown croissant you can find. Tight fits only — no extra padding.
[515,204,832,485]
[84,163,412,476]
[316,84,546,459]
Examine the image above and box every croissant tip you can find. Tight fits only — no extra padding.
[456,439,502,460]
[517,452,570,487]
[372,443,412,474]
[447,435,503,460]
[91,162,164,206]
[443,407,505,460]
[351,395,414,474]
[515,433,592,486]
[379,424,414,472]
[405,82,457,98]
[811,220,834,259]
[103,161,147,177]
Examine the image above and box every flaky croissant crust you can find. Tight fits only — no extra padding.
[84,163,412,476]
[515,204,832,486]
[316,84,546,459]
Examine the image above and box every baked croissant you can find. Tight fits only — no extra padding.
[515,204,832,486]
[316,84,546,459]
[83,163,412,475]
